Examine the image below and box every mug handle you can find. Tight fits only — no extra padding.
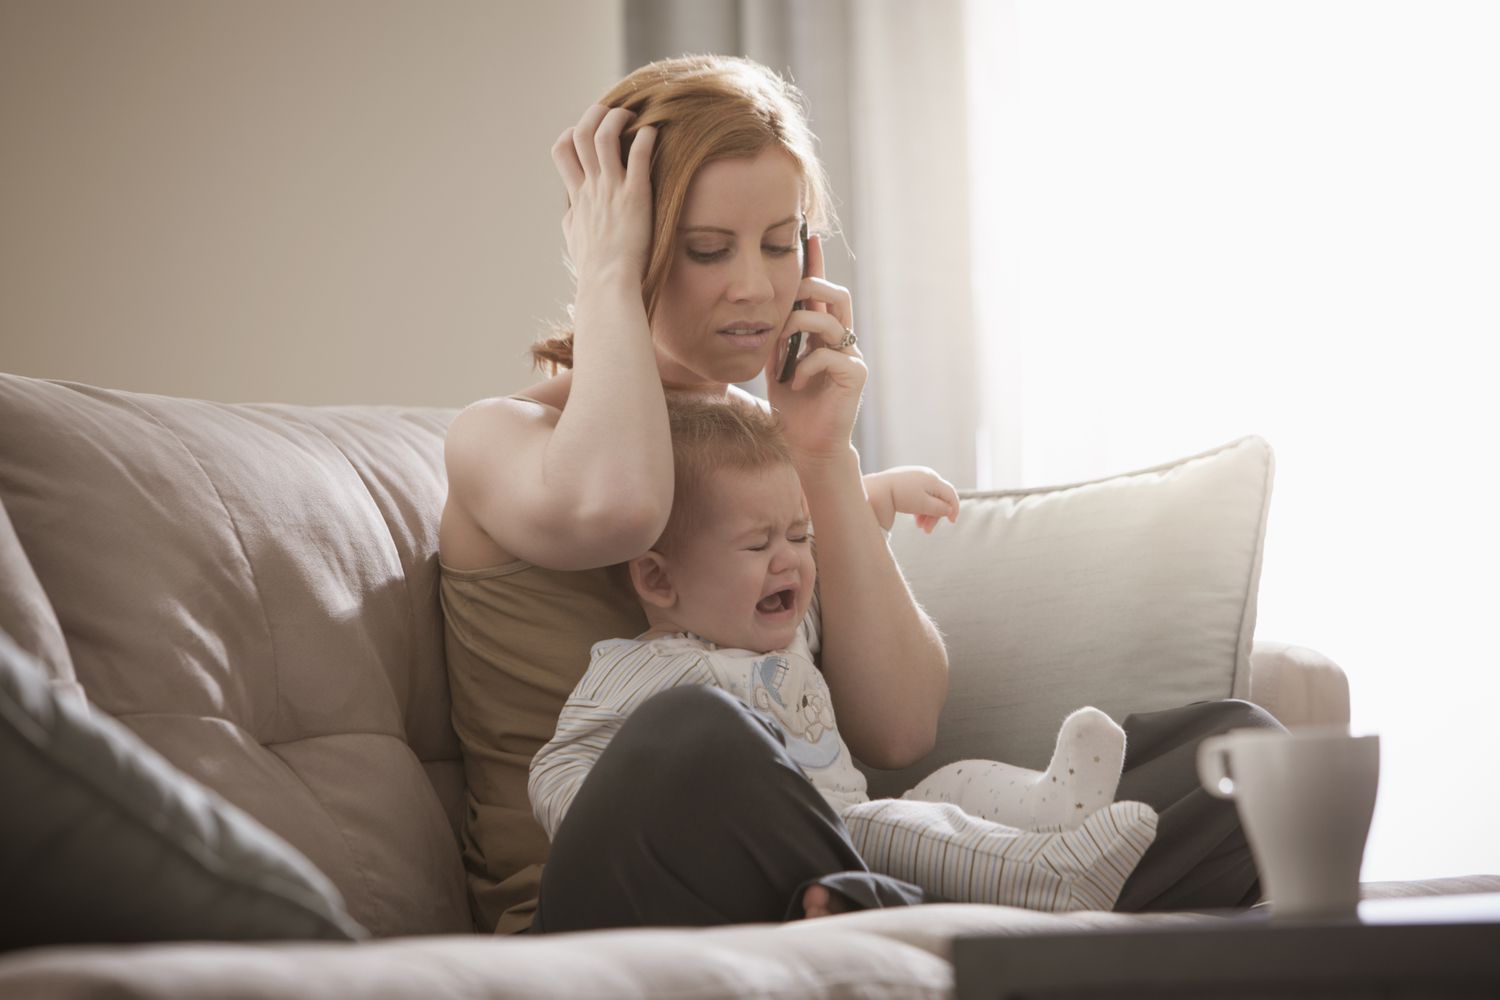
[1197,735,1237,800]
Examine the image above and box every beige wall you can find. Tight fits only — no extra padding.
[0,0,623,406]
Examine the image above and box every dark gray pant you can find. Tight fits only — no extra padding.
[532,686,1284,932]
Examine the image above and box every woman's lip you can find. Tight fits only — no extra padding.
[718,330,770,349]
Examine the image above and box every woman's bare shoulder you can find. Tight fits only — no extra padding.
[440,375,573,570]
[446,373,573,443]
[456,372,571,418]
[507,371,573,411]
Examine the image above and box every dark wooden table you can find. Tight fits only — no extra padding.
[953,892,1500,999]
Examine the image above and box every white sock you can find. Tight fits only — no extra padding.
[901,706,1126,831]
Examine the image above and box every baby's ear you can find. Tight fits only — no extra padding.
[628,551,677,609]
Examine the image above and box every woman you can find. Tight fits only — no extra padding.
[438,54,1279,936]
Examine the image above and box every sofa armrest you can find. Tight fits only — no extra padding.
[1247,640,1351,730]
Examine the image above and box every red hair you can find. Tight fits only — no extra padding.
[530,54,838,373]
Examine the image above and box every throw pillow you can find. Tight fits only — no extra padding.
[0,628,367,949]
[862,435,1273,798]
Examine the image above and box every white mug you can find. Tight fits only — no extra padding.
[1197,726,1379,918]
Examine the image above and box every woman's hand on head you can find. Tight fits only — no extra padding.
[764,234,867,467]
[552,104,657,287]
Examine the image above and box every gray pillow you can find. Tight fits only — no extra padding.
[0,629,367,949]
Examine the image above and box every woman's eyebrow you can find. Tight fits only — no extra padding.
[679,215,799,235]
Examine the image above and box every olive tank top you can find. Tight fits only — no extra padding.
[440,552,648,935]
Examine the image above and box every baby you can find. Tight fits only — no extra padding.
[530,395,1157,914]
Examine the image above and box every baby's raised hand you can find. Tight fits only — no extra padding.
[864,466,961,533]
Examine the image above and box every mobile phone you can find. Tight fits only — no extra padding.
[776,222,811,384]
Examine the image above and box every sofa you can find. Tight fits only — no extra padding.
[2,370,1496,999]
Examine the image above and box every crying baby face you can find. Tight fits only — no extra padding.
[653,461,815,653]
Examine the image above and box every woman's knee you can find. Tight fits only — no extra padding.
[606,685,785,785]
[1122,697,1287,770]
[630,684,742,728]
[1172,697,1288,739]
[1219,698,1288,734]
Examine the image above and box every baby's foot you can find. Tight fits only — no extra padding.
[1034,706,1126,829]
[901,706,1125,831]
[801,883,850,919]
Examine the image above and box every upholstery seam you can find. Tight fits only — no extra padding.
[277,410,422,745]
[959,434,1249,501]
[264,736,381,917]
[112,710,462,762]
[107,392,283,734]
[112,710,389,744]
[1231,437,1274,702]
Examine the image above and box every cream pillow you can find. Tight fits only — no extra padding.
[861,436,1272,798]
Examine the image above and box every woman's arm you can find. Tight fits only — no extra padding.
[804,451,949,770]
[445,106,672,570]
[764,235,949,770]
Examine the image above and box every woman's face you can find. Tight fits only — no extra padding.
[651,147,806,390]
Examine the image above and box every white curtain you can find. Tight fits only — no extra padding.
[966,1,1500,883]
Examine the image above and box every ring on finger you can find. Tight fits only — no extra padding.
[833,325,857,350]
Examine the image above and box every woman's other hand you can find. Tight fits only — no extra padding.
[764,234,867,466]
[552,104,657,288]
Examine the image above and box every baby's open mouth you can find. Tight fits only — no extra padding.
[755,589,796,615]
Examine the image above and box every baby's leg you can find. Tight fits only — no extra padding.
[904,707,1125,831]
[842,797,1157,912]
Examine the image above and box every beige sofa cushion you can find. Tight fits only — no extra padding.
[0,374,468,936]
[0,919,963,999]
[0,900,1283,998]
[7,880,1500,999]
[864,436,1272,798]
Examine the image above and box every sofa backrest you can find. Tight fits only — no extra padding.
[1,372,1274,935]
[0,374,470,936]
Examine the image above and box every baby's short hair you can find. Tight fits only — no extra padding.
[655,393,793,554]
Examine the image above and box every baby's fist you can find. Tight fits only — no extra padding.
[873,466,960,533]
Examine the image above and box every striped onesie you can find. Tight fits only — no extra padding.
[529,602,1158,913]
